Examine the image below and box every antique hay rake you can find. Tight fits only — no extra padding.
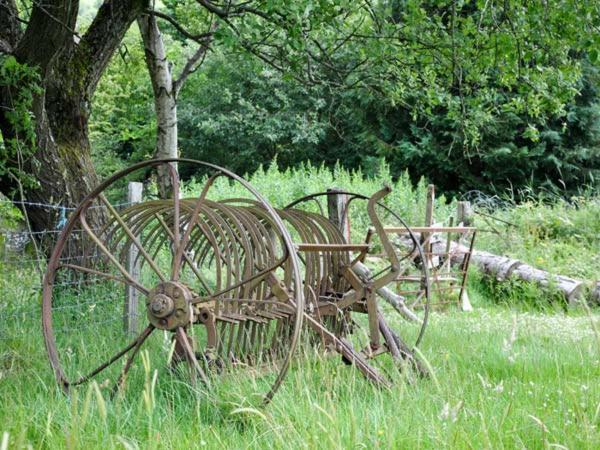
[42,159,431,403]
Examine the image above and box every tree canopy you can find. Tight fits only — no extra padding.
[1,0,599,228]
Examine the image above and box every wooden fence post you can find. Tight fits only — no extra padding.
[124,181,143,335]
[422,184,435,267]
[456,201,473,226]
[327,188,351,242]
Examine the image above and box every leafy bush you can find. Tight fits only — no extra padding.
[178,53,328,176]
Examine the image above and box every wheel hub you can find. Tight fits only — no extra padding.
[146,281,193,330]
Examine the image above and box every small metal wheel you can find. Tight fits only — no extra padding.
[283,188,431,382]
[42,159,304,403]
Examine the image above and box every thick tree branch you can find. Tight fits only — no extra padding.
[195,0,228,18]
[73,0,149,97]
[15,0,78,74]
[173,23,217,95]
[145,9,213,43]
[195,0,277,22]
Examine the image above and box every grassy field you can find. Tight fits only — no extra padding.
[1,163,599,448]
[1,286,599,449]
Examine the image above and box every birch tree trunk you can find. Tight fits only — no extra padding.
[137,15,178,199]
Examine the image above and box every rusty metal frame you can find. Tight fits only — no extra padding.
[43,160,435,403]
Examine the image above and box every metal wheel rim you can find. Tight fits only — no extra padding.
[42,158,305,403]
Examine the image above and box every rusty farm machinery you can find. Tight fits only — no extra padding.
[42,159,440,403]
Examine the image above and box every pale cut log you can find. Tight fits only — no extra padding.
[351,261,421,323]
[511,265,585,304]
[395,233,585,303]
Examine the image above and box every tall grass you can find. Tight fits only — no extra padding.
[1,162,599,448]
[0,283,598,448]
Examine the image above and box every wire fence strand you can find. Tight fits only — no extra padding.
[0,199,140,342]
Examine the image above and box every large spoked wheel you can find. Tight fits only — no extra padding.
[284,190,431,380]
[42,159,304,403]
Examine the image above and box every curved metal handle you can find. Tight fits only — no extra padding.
[366,185,400,290]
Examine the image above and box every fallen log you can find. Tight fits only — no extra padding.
[396,233,586,305]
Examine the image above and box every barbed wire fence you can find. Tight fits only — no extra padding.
[2,188,576,346]
[0,188,144,344]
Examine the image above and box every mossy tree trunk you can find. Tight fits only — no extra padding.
[0,0,148,247]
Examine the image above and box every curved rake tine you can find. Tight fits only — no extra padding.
[172,173,222,281]
[154,213,213,294]
[111,325,155,396]
[167,163,181,256]
[70,324,154,387]
[175,327,211,388]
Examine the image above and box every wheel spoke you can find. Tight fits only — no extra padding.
[59,263,149,296]
[155,213,212,294]
[175,327,211,387]
[79,214,150,295]
[189,258,286,304]
[70,325,154,386]
[98,195,166,282]
[111,325,155,395]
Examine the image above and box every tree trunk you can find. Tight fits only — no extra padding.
[395,232,586,304]
[0,1,149,250]
[138,14,178,199]
[22,91,104,243]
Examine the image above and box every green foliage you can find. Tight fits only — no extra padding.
[478,273,571,312]
[89,0,600,197]
[89,29,156,178]
[476,194,600,280]
[0,55,42,190]
[0,199,24,230]
[343,61,600,197]
[178,53,328,175]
